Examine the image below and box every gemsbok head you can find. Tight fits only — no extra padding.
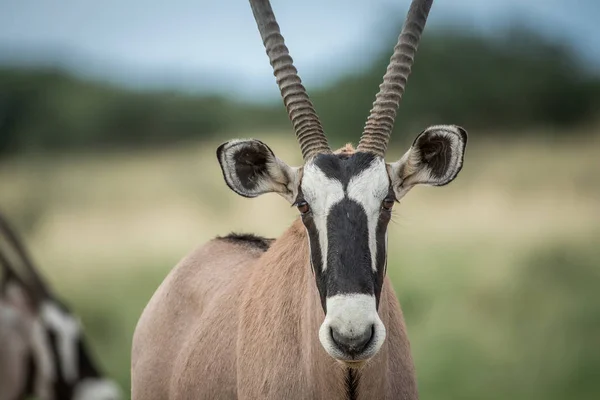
[0,213,122,400]
[132,0,467,399]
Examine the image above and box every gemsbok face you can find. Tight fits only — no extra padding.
[219,124,465,363]
[0,213,122,400]
[216,0,467,365]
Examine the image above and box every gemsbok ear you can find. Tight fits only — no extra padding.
[217,139,300,203]
[388,125,467,200]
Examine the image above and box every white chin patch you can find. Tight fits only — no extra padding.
[73,378,122,400]
[318,294,386,362]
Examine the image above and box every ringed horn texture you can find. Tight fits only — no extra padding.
[249,0,331,160]
[357,0,434,157]
[0,213,51,301]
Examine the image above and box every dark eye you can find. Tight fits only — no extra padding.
[297,201,310,214]
[382,198,395,211]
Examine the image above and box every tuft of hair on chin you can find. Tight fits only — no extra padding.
[345,367,360,400]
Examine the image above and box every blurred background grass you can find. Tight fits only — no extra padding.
[1,0,600,398]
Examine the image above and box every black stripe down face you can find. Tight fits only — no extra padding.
[39,300,122,400]
[297,151,394,364]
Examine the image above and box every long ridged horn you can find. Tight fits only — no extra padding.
[357,0,434,157]
[249,0,330,160]
[0,212,52,300]
[0,245,43,307]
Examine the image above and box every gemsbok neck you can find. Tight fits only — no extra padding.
[237,218,395,400]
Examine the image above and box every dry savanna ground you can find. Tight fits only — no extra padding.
[1,128,599,399]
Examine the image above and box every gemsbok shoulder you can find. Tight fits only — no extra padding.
[0,213,122,400]
[132,0,468,399]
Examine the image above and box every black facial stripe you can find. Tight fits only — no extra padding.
[78,336,101,379]
[301,212,326,311]
[325,199,373,297]
[313,152,377,190]
[300,151,393,313]
[22,352,35,399]
[374,211,390,307]
[41,300,102,399]
[22,332,96,400]
[46,328,74,399]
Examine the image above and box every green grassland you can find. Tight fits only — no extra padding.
[1,129,599,399]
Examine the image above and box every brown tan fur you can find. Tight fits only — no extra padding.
[0,299,31,400]
[132,217,417,399]
[0,284,54,400]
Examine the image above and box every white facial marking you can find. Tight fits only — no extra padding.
[302,158,390,273]
[301,162,345,271]
[30,316,56,400]
[73,378,122,400]
[40,301,81,383]
[347,158,389,272]
[384,231,389,275]
[319,294,386,361]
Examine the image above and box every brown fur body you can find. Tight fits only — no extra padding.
[0,301,31,400]
[132,219,417,400]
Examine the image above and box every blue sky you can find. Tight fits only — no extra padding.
[1,0,598,100]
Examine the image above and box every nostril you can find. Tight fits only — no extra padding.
[330,324,374,355]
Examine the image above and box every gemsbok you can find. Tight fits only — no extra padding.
[0,213,122,400]
[132,0,467,399]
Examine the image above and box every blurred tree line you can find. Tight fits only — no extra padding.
[1,28,599,156]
